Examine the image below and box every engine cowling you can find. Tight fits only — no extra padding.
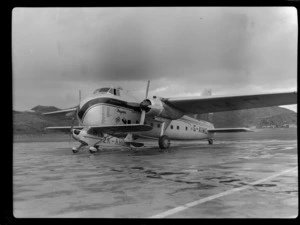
[140,97,184,120]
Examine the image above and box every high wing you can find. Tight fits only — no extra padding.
[45,124,152,133]
[42,107,77,116]
[163,91,297,114]
[207,128,253,133]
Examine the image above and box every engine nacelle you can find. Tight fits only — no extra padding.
[144,97,184,120]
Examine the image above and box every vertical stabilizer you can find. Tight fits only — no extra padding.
[202,88,212,97]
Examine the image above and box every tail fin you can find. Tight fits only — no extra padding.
[202,88,212,97]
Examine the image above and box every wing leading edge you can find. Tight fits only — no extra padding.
[164,91,297,114]
[42,107,77,116]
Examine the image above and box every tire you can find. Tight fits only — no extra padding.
[72,149,79,153]
[158,135,170,149]
[208,138,213,145]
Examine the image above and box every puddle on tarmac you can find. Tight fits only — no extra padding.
[219,179,241,183]
[253,183,277,187]
[130,167,144,170]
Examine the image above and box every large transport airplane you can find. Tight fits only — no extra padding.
[44,81,297,153]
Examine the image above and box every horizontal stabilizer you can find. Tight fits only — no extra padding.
[208,128,253,133]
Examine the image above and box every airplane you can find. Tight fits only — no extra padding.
[43,81,297,154]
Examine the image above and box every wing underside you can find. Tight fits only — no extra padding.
[208,128,253,133]
[45,124,152,134]
[164,91,297,114]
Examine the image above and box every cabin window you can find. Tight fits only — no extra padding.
[136,120,139,124]
[186,127,188,131]
[177,126,179,130]
[116,89,120,96]
[171,125,173,129]
[128,120,131,124]
[157,124,161,128]
[144,122,147,125]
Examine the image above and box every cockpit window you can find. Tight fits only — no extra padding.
[93,87,121,96]
[93,87,110,94]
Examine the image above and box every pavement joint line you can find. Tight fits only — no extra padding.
[149,166,297,218]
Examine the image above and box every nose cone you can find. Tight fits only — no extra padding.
[81,105,104,125]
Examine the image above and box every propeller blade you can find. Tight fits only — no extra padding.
[140,110,146,125]
[145,80,150,99]
[139,80,151,124]
[69,116,75,144]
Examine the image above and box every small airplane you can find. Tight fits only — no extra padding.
[43,81,297,154]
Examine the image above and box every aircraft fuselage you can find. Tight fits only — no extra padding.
[77,94,215,141]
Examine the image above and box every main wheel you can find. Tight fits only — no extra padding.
[208,138,213,145]
[72,147,79,153]
[158,135,170,149]
[89,146,97,153]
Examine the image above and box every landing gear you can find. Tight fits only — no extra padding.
[72,144,84,153]
[89,146,97,154]
[159,135,170,149]
[208,138,213,145]
[72,148,79,153]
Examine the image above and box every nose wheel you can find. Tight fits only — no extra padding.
[72,148,79,153]
[89,146,98,153]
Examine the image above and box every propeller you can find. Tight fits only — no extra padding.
[69,90,81,144]
[140,81,150,125]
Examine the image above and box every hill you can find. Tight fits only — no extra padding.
[212,106,297,128]
[31,105,61,114]
[13,106,76,135]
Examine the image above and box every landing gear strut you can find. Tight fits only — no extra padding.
[159,135,170,149]
[72,144,84,153]
[208,138,213,145]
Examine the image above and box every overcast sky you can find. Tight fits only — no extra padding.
[12,7,297,112]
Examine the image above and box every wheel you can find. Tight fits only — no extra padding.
[89,146,97,153]
[158,135,170,149]
[72,147,79,153]
[208,138,213,145]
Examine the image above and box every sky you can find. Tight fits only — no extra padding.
[12,7,297,112]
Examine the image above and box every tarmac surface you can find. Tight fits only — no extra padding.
[13,129,298,218]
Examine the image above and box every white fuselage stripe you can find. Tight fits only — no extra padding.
[148,167,297,218]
